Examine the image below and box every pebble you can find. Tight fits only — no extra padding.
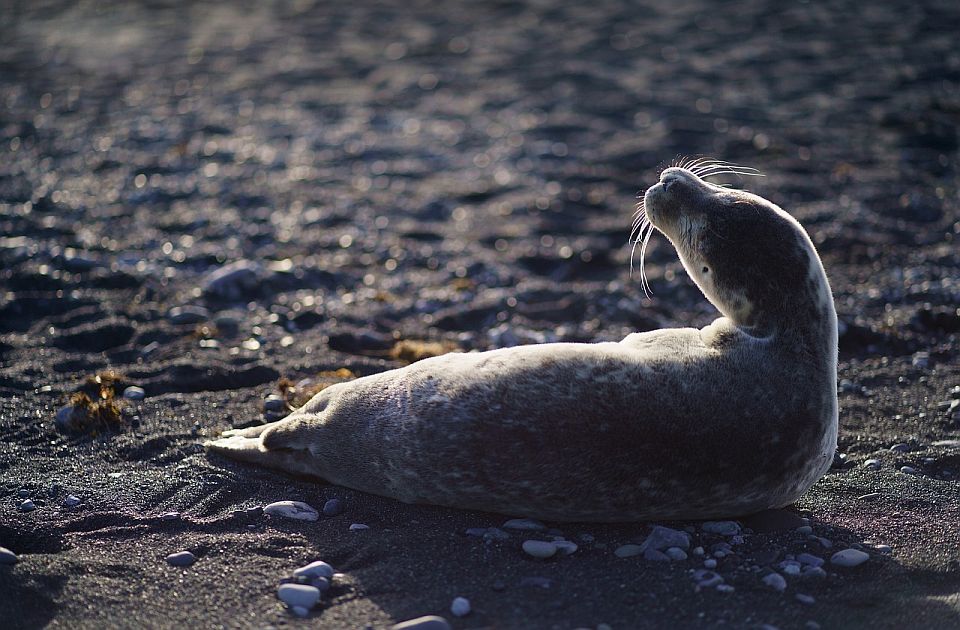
[167,305,210,325]
[831,549,869,567]
[644,548,671,562]
[523,540,557,559]
[450,596,471,617]
[161,511,180,521]
[797,553,824,568]
[263,501,320,521]
[704,558,717,569]
[391,616,452,630]
[900,466,919,475]
[123,386,145,400]
[692,569,723,589]
[857,492,881,501]
[802,566,828,579]
[349,523,369,531]
[863,459,881,470]
[503,518,546,531]
[293,561,334,580]
[614,544,643,558]
[874,544,892,554]
[890,443,912,453]
[466,527,510,541]
[322,498,343,516]
[0,547,17,564]
[796,593,816,605]
[780,561,802,576]
[762,572,787,592]
[817,537,833,549]
[17,489,30,498]
[277,583,321,610]
[665,547,688,561]
[701,521,741,536]
[19,499,36,512]
[264,394,286,412]
[290,606,310,618]
[55,405,79,431]
[202,260,263,299]
[716,584,735,593]
[795,525,813,535]
[553,540,578,555]
[692,546,704,556]
[640,525,690,551]
[165,551,196,566]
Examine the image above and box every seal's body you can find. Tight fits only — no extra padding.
[207,165,838,522]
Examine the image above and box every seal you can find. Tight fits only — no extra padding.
[206,160,838,522]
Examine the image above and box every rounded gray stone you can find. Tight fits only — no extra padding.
[830,549,870,567]
[123,386,146,400]
[263,501,319,521]
[165,551,195,566]
[522,540,557,559]
[0,547,17,564]
[293,560,334,580]
[277,583,320,610]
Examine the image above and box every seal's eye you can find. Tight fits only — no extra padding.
[702,266,709,274]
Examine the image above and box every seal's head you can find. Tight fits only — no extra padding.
[637,162,835,342]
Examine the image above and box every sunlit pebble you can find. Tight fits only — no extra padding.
[450,597,470,617]
[349,523,369,531]
[242,338,261,351]
[19,499,35,512]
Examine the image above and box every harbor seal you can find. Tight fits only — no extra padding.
[206,160,838,522]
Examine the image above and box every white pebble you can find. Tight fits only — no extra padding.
[614,544,643,558]
[553,540,578,555]
[165,551,195,566]
[0,547,17,564]
[704,558,717,569]
[349,523,369,531]
[277,583,320,610]
[523,540,557,559]
[830,549,870,567]
[63,495,81,507]
[294,561,335,579]
[263,501,319,521]
[665,547,687,561]
[762,572,787,592]
[450,596,471,617]
[123,386,145,400]
[796,593,816,605]
[391,616,453,630]
[899,466,918,475]
[863,459,881,470]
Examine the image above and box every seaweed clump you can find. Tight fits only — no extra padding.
[276,368,358,410]
[389,339,460,364]
[56,371,128,435]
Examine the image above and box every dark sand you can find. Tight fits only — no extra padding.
[1,0,959,628]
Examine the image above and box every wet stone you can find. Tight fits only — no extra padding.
[63,495,81,507]
[0,547,17,564]
[167,305,210,325]
[522,540,557,559]
[123,386,145,400]
[322,498,342,517]
[19,499,35,512]
[264,394,286,412]
[762,572,787,592]
[277,583,320,610]
[614,544,642,558]
[450,596,471,617]
[165,551,195,566]
[294,561,334,580]
[263,501,319,521]
[831,549,870,567]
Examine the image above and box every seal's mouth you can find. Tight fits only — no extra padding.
[630,158,763,297]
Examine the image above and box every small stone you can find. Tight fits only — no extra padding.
[701,521,741,536]
[263,501,319,521]
[308,577,331,592]
[795,525,813,535]
[165,551,195,566]
[817,537,833,549]
[0,547,17,564]
[294,561,335,580]
[797,553,824,568]
[890,443,911,453]
[63,495,81,507]
[17,489,30,498]
[264,394,286,412]
[123,386,145,400]
[863,459,881,470]
[322,498,342,516]
[349,523,369,531]
[290,606,310,618]
[874,544,892,554]
[202,260,263,300]
[168,305,210,325]
[503,518,546,531]
[802,566,828,579]
[639,525,690,551]
[553,540,578,555]
[692,546,704,556]
[246,506,262,517]
[911,351,929,368]
[831,549,869,567]
[19,499,35,512]
[55,405,80,431]
[277,583,320,610]
[665,547,688,561]
[796,593,816,605]
[523,540,557,559]
[161,511,180,521]
[857,492,881,501]
[716,583,735,593]
[762,572,787,592]
[693,569,723,588]
[614,544,642,558]
[899,466,919,475]
[704,558,718,569]
[391,615,453,630]
[780,561,802,576]
[644,548,670,562]
[450,596,471,617]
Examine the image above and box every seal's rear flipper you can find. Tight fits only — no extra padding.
[205,422,323,478]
